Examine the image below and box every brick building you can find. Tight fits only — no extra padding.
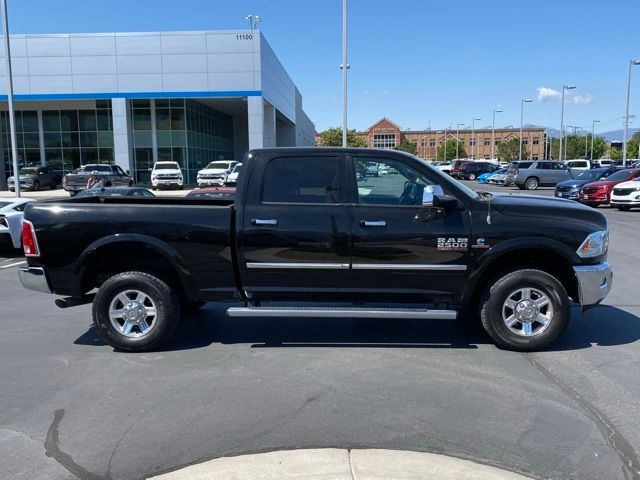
[316,118,547,160]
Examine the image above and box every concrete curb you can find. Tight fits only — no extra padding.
[148,448,534,480]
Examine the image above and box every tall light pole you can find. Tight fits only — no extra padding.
[558,84,576,162]
[623,60,640,166]
[1,0,19,196]
[443,126,448,162]
[491,107,502,159]
[455,122,464,159]
[590,119,600,161]
[519,99,532,161]
[471,117,480,159]
[340,0,349,147]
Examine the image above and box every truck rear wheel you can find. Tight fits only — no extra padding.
[92,271,181,352]
[479,269,570,351]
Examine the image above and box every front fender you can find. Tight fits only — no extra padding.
[462,237,579,304]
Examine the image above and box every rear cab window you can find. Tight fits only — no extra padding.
[518,162,534,169]
[262,156,341,204]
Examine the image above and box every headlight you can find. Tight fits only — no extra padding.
[577,230,608,258]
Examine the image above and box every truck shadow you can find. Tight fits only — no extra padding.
[75,304,640,352]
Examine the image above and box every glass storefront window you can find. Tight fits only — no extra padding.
[155,109,171,130]
[60,111,79,131]
[42,111,60,132]
[133,109,151,130]
[171,109,185,130]
[22,112,38,132]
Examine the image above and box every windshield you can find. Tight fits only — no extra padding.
[80,165,112,173]
[606,170,636,182]
[18,167,38,175]
[577,169,606,180]
[0,201,11,208]
[154,163,180,170]
[206,161,232,169]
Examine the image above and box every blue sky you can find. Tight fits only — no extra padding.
[7,0,640,133]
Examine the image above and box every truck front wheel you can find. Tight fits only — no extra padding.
[479,269,570,351]
[92,271,181,352]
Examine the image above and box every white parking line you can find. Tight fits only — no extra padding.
[0,260,26,269]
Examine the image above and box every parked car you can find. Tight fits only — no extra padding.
[435,163,452,174]
[591,159,613,168]
[554,168,621,200]
[150,161,184,190]
[489,162,518,186]
[75,187,155,198]
[477,169,506,184]
[224,163,242,186]
[579,169,640,207]
[564,159,591,171]
[187,186,236,200]
[458,161,499,181]
[197,160,238,187]
[62,164,133,195]
[448,159,470,178]
[8,166,61,191]
[514,161,573,190]
[0,197,35,249]
[20,147,612,353]
[610,178,640,211]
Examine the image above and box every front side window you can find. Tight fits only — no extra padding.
[262,156,340,204]
[354,157,436,206]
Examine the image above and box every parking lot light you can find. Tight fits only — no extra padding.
[559,85,576,162]
[1,0,20,197]
[519,99,533,162]
[491,108,502,160]
[590,120,600,161]
[471,117,480,159]
[623,60,640,166]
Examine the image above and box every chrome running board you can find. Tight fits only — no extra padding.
[226,306,457,320]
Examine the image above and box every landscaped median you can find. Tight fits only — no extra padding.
[149,448,534,480]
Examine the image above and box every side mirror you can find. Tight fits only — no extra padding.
[422,184,445,206]
[148,168,153,172]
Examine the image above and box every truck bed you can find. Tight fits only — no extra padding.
[25,196,237,300]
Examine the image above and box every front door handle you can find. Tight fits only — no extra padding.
[252,218,278,226]
[360,220,386,227]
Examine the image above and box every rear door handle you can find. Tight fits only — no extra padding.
[252,218,278,226]
[360,220,386,227]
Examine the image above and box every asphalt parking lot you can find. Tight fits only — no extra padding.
[1,183,639,480]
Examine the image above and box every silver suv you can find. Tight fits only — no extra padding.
[514,161,573,190]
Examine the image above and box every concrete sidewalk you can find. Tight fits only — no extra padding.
[149,449,534,480]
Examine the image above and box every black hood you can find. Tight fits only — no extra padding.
[489,193,607,229]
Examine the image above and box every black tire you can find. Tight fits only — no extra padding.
[524,177,539,190]
[129,181,134,187]
[479,269,570,351]
[468,173,477,181]
[32,181,40,191]
[92,271,181,352]
[616,205,631,211]
[516,185,525,190]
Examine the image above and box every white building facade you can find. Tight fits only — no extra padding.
[0,30,315,187]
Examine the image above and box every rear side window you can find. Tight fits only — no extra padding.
[262,156,340,204]
[518,162,533,169]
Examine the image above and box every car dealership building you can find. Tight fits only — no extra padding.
[0,29,315,188]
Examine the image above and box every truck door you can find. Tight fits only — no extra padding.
[238,153,351,300]
[347,155,471,303]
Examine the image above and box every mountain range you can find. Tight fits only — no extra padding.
[523,124,639,141]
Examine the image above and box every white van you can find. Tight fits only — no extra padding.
[564,159,590,171]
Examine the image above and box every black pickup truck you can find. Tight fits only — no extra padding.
[19,148,612,352]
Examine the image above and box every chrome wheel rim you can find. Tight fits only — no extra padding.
[502,287,553,337]
[109,289,157,338]
[526,179,537,189]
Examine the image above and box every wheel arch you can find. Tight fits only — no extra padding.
[74,234,199,301]
[463,240,579,307]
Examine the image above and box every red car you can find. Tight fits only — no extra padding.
[579,168,640,207]
[448,160,470,178]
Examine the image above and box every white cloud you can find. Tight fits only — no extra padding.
[572,94,593,105]
[537,86,562,102]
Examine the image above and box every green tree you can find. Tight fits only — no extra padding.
[584,134,609,160]
[395,139,417,155]
[496,138,528,162]
[436,139,466,162]
[549,135,608,161]
[626,138,639,159]
[317,127,367,147]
